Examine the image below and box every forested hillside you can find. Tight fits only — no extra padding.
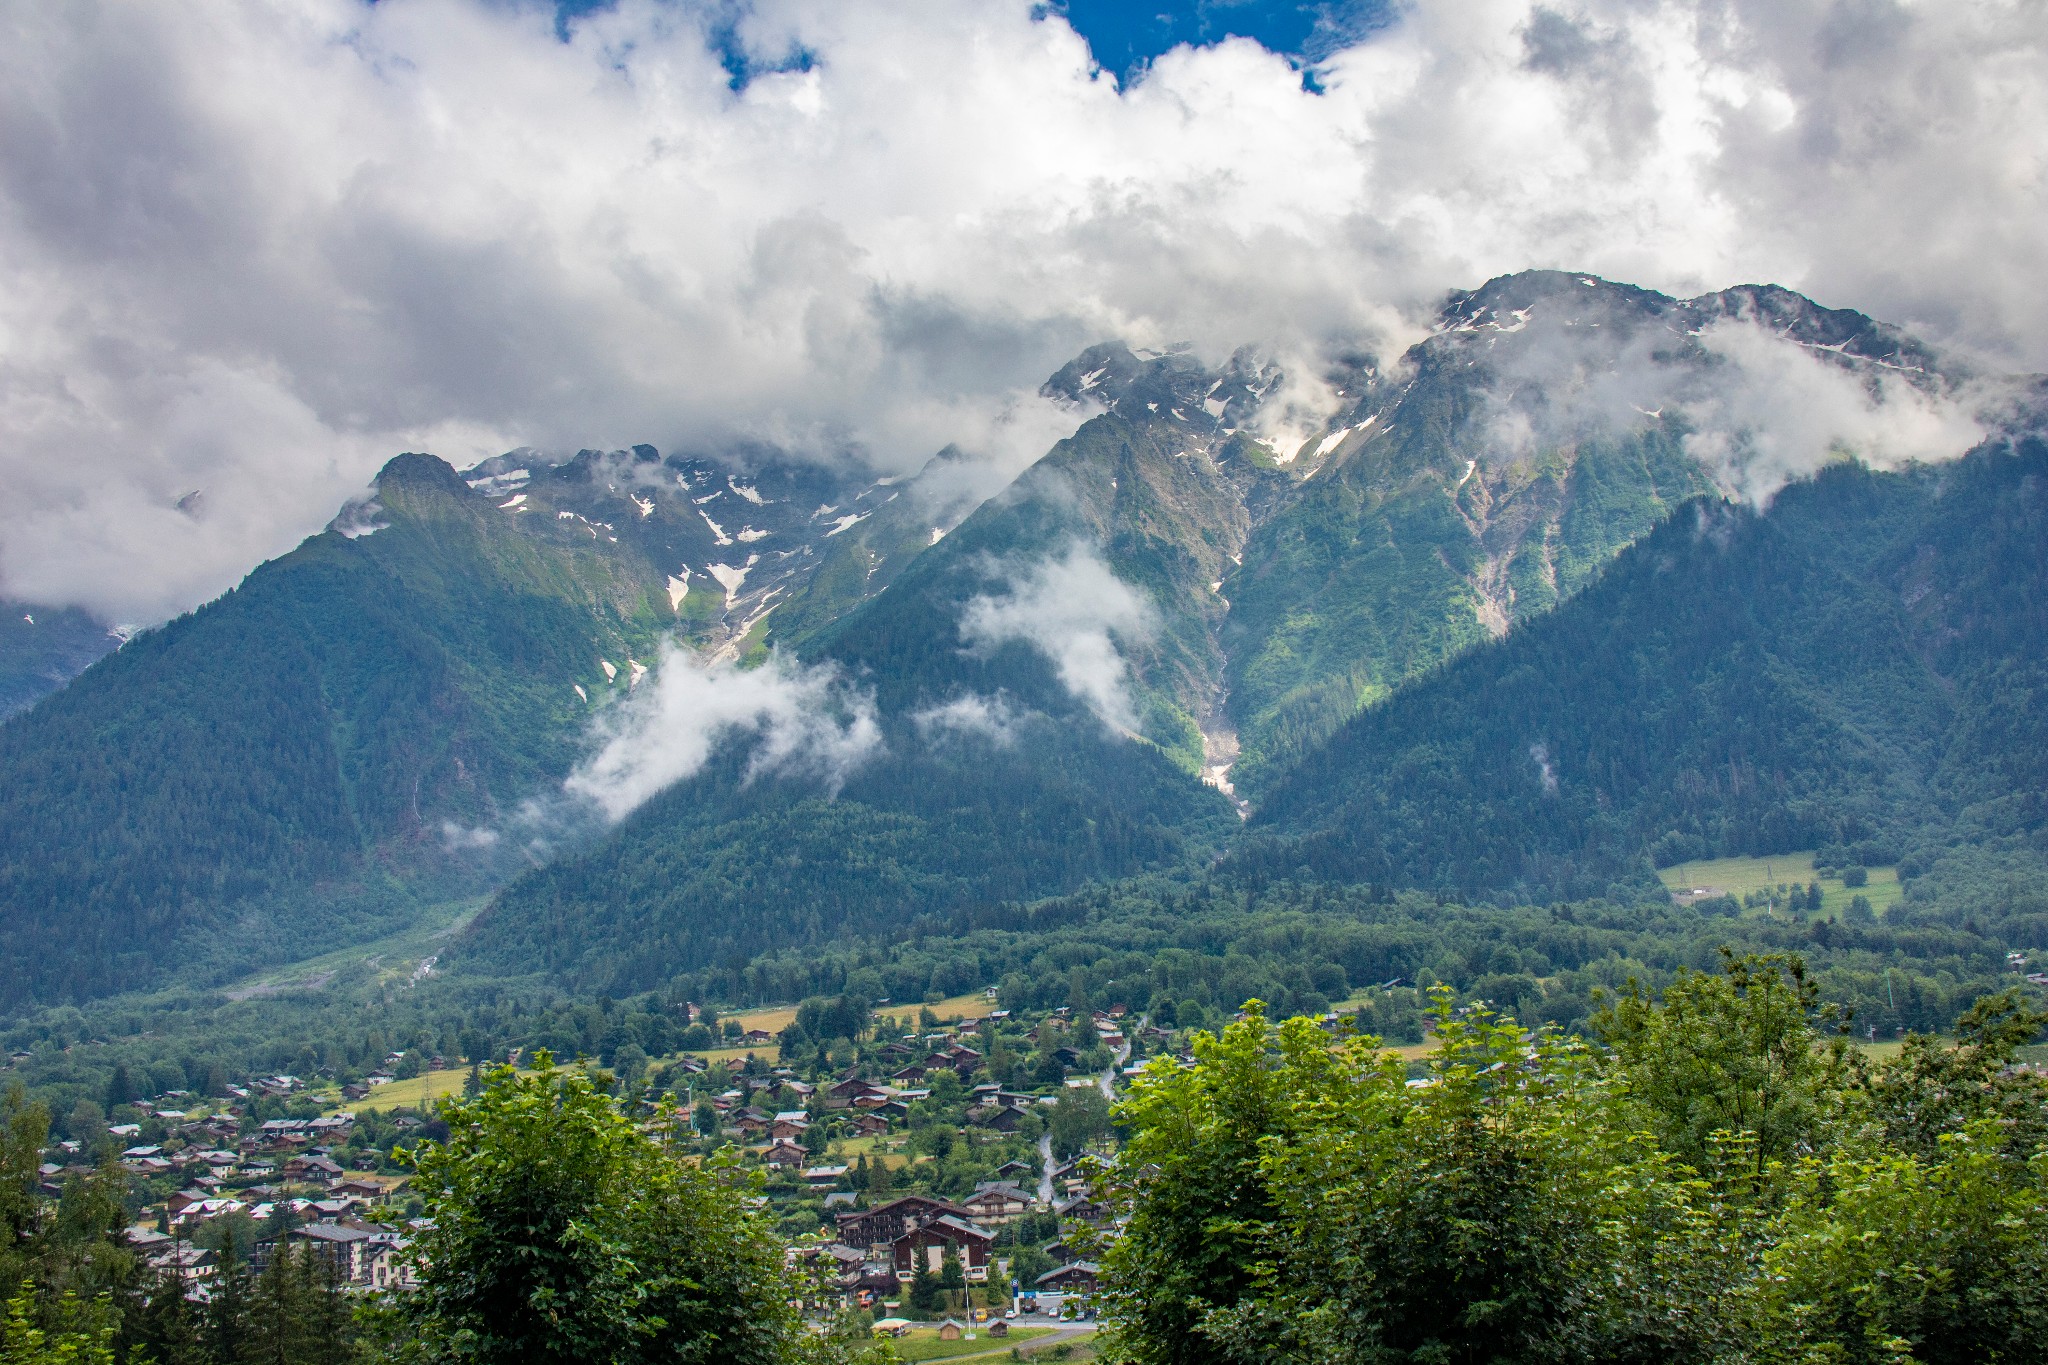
[4,271,2030,1016]
[1250,440,2048,906]
[0,603,115,719]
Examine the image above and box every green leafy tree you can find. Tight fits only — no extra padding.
[1594,951,1852,1180]
[1862,987,2048,1158]
[401,1052,799,1364]
[1760,1124,2048,1361]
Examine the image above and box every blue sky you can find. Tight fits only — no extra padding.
[548,0,1394,87]
[1049,0,1393,84]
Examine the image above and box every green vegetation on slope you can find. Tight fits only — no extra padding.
[1248,441,2048,904]
[0,455,678,1008]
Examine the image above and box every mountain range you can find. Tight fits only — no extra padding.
[3,269,2043,1011]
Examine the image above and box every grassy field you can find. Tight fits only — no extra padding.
[1658,852,1902,918]
[880,1325,1056,1361]
[711,989,997,1055]
[323,1066,473,1114]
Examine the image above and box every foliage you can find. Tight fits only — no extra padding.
[401,1052,803,1364]
[1595,951,1853,1179]
[1100,955,2048,1364]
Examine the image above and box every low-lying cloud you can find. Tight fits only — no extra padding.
[912,692,1025,748]
[564,644,881,822]
[960,542,1157,733]
[3,0,2045,622]
[1680,321,1989,504]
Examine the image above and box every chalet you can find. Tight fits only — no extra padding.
[852,1113,890,1137]
[970,1105,1027,1135]
[961,1182,1031,1224]
[742,1028,774,1046]
[835,1195,975,1252]
[1036,1262,1100,1294]
[802,1165,849,1188]
[285,1154,344,1181]
[889,1216,993,1282]
[770,1111,811,1141]
[763,1140,809,1168]
[993,1159,1035,1182]
[1054,1193,1109,1224]
[889,1063,927,1084]
[826,1077,887,1109]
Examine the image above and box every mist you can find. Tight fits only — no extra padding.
[959,542,1158,734]
[564,644,881,822]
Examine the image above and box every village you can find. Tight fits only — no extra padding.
[23,990,1208,1351]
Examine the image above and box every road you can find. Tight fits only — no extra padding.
[1039,1017,1138,1203]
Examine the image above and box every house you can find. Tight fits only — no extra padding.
[1036,1262,1100,1294]
[742,1028,774,1046]
[835,1195,976,1252]
[1054,1193,1109,1224]
[961,1182,1031,1225]
[889,1063,927,1084]
[993,1159,1035,1182]
[802,1165,850,1188]
[827,1077,888,1109]
[285,1154,344,1181]
[770,1110,811,1141]
[852,1113,890,1137]
[889,1216,993,1282]
[291,1223,376,1282]
[972,1105,1027,1135]
[365,1234,416,1291]
[763,1140,809,1168]
[937,1319,966,1340]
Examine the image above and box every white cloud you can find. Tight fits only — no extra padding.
[959,542,1157,733]
[1680,321,1988,504]
[1,0,2043,621]
[912,692,1024,747]
[564,643,880,821]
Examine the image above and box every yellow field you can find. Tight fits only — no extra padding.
[723,990,1000,1043]
[323,1067,472,1115]
[1658,853,1901,917]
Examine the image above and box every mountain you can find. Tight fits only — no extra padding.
[455,351,1286,992]
[1214,271,1961,798]
[4,268,2016,1010]
[0,445,956,1008]
[1246,438,2048,904]
[0,602,118,719]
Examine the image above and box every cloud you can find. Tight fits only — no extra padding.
[564,644,881,821]
[959,541,1157,732]
[912,692,1024,747]
[1679,321,1988,504]
[2,0,2045,621]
